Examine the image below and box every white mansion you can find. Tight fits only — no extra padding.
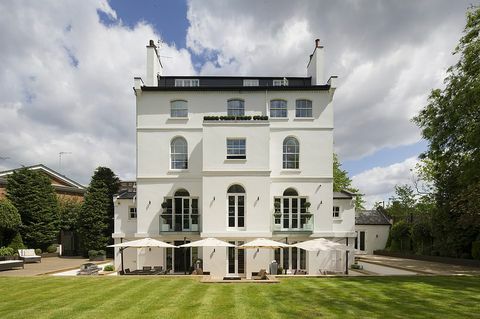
[112,40,356,278]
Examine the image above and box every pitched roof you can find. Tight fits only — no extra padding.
[333,190,356,199]
[355,209,391,225]
[116,191,136,200]
[0,164,85,190]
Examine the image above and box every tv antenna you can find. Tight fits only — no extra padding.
[59,152,72,171]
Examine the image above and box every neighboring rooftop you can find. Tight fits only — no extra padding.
[355,209,392,225]
[333,190,356,199]
[116,190,136,200]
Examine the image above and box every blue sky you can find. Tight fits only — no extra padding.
[0,0,470,207]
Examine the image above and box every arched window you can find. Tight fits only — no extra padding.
[170,100,188,118]
[227,184,245,228]
[270,99,287,118]
[171,137,188,169]
[295,99,312,118]
[174,189,190,197]
[227,99,245,116]
[283,137,299,169]
[283,188,298,196]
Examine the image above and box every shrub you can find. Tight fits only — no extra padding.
[7,232,25,251]
[472,241,480,260]
[103,264,115,271]
[35,248,42,255]
[88,250,106,258]
[0,246,15,256]
[46,245,57,253]
[390,221,411,251]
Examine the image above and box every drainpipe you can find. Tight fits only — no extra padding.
[184,236,187,275]
[120,238,124,273]
[345,237,349,275]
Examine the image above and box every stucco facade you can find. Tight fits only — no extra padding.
[113,40,355,278]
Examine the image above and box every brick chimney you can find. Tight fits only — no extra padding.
[146,40,162,86]
[307,39,324,85]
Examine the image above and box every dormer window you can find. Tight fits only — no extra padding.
[243,79,259,87]
[273,78,289,86]
[175,79,199,87]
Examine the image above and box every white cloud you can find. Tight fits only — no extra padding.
[186,0,468,160]
[352,157,419,209]
[0,0,195,184]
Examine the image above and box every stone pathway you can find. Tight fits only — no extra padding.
[357,255,480,275]
[0,256,112,276]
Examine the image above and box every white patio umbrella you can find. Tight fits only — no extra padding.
[108,237,176,248]
[292,238,351,252]
[292,238,353,274]
[178,237,236,248]
[239,238,290,249]
[108,238,176,272]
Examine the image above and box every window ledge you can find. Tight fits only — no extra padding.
[168,169,189,173]
[168,117,189,120]
[333,217,343,221]
[224,159,247,162]
[269,117,289,121]
[293,117,314,121]
[280,169,301,174]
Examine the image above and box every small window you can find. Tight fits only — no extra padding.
[129,207,137,219]
[227,99,245,116]
[243,79,259,87]
[228,184,245,193]
[170,100,188,117]
[273,78,288,86]
[333,206,340,218]
[270,100,287,118]
[175,79,199,87]
[296,99,312,118]
[226,138,246,159]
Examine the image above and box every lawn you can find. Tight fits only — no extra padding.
[0,276,479,319]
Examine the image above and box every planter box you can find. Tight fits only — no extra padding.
[89,255,106,261]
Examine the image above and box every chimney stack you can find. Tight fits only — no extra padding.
[146,40,162,86]
[307,39,324,85]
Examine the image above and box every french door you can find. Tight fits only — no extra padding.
[355,231,366,251]
[227,241,245,275]
[228,194,245,228]
[167,197,198,231]
[281,197,306,230]
[275,246,306,271]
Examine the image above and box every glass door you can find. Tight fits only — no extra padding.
[228,195,245,228]
[227,241,245,275]
[282,198,302,230]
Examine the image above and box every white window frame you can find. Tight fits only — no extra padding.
[270,99,288,118]
[128,206,137,219]
[174,79,199,87]
[274,196,308,230]
[170,100,188,118]
[227,99,245,116]
[333,206,341,219]
[170,137,188,170]
[273,78,289,86]
[227,185,246,230]
[226,138,246,159]
[295,99,313,118]
[227,240,245,275]
[243,79,259,87]
[283,137,300,169]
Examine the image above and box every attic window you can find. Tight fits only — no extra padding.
[243,79,259,86]
[273,78,289,86]
[175,79,199,87]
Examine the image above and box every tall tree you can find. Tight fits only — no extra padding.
[413,6,480,257]
[6,168,59,249]
[90,167,120,242]
[333,153,365,209]
[78,177,110,254]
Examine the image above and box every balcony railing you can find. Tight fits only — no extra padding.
[272,213,314,233]
[159,214,201,233]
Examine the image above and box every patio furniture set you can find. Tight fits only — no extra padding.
[0,249,42,272]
